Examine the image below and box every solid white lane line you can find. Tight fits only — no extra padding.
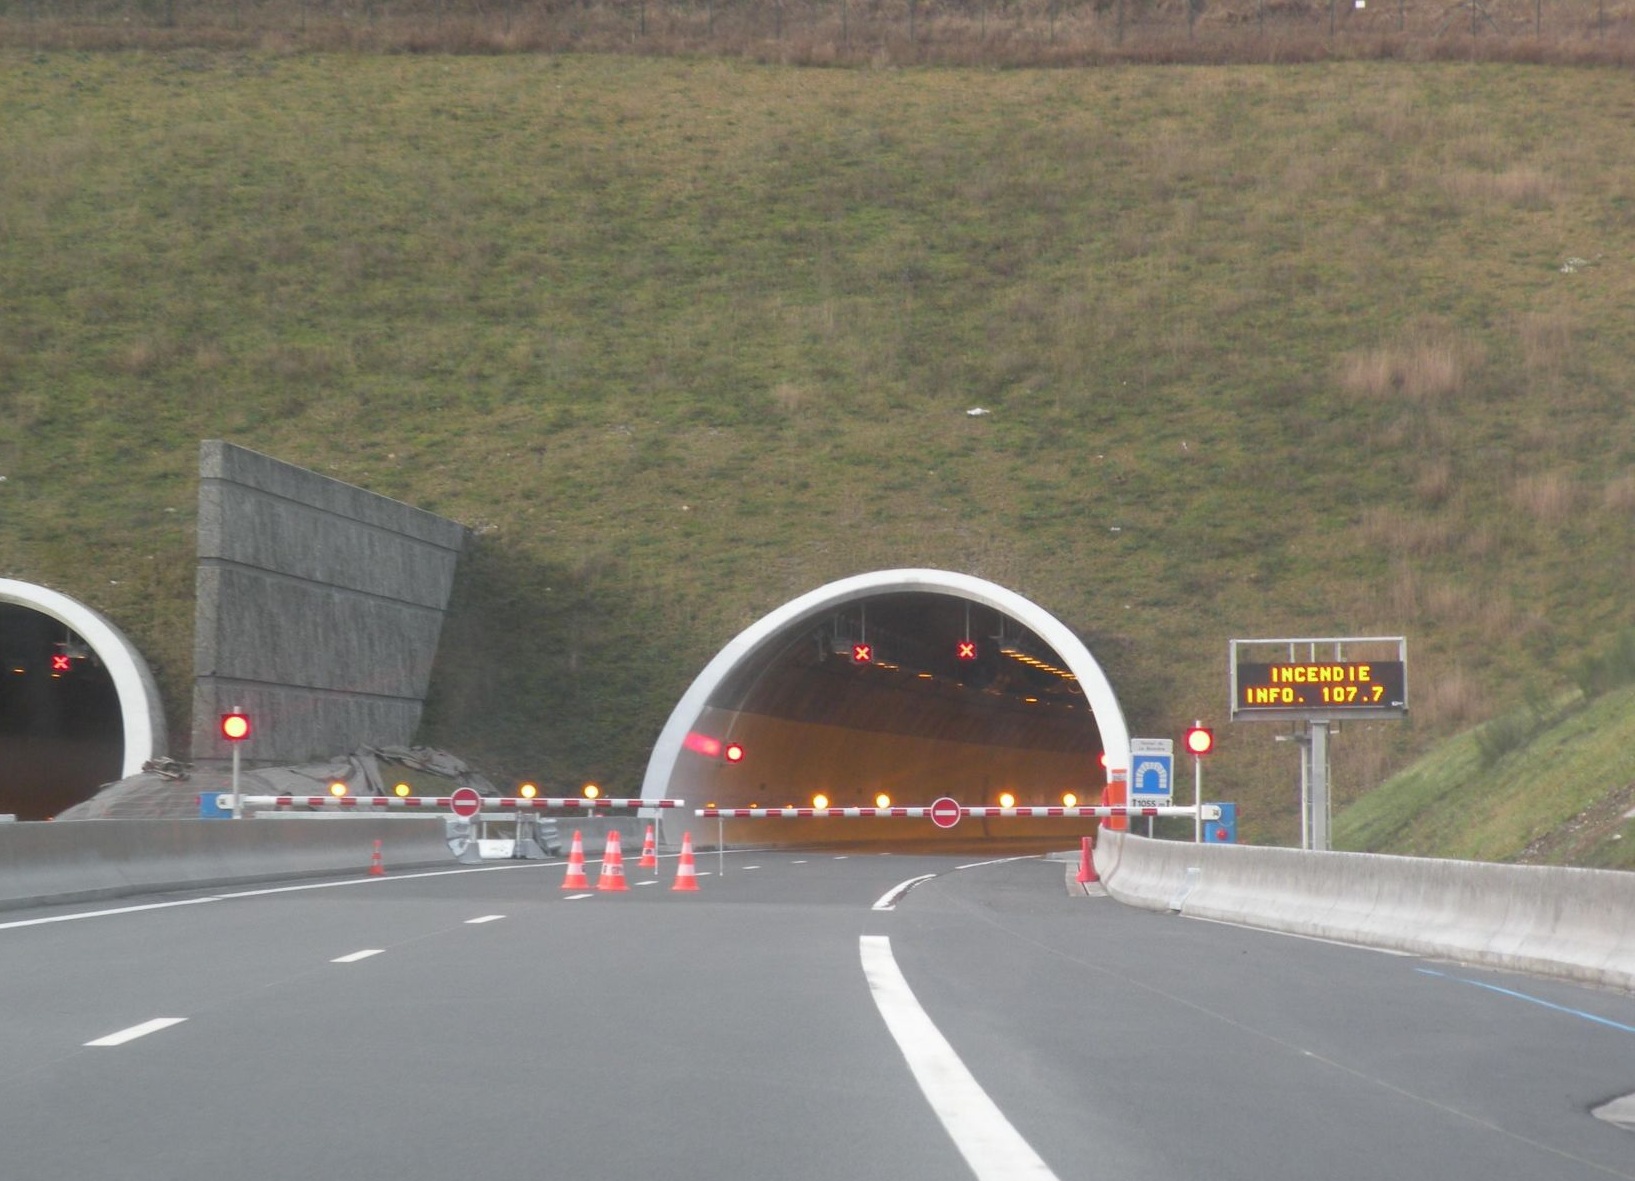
[0,865,560,933]
[331,949,384,963]
[85,1018,187,1047]
[0,897,220,931]
[859,936,1059,1181]
[872,874,938,912]
[465,915,506,924]
[563,893,594,901]
[955,855,1041,871]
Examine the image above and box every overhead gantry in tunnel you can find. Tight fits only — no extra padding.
[640,570,1130,848]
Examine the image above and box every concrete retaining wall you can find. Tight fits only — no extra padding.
[1094,831,1635,992]
[191,440,467,768]
[0,818,453,911]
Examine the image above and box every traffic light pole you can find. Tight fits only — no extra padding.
[231,743,242,820]
[1193,752,1202,843]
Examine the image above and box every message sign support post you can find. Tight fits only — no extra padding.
[1310,720,1330,852]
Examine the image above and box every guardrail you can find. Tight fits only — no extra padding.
[1094,830,1635,993]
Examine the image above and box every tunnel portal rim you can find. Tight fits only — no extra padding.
[639,569,1130,817]
[0,578,168,779]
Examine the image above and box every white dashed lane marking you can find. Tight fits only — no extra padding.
[85,1018,187,1047]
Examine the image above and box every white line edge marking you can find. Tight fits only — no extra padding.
[873,874,938,911]
[563,893,594,901]
[1184,915,1416,955]
[955,855,1043,871]
[859,936,1059,1181]
[331,949,384,963]
[0,862,562,932]
[465,915,506,924]
[85,1017,187,1047]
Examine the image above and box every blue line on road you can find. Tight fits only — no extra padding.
[1417,968,1635,1034]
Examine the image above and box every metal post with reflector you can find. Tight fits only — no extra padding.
[221,709,251,819]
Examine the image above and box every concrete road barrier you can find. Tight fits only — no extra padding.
[1095,830,1635,993]
[0,818,453,911]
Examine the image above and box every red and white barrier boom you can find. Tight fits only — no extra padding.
[234,796,684,811]
[693,805,1219,820]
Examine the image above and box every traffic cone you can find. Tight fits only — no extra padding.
[369,839,386,877]
[671,831,700,893]
[561,830,589,889]
[596,831,629,892]
[1076,834,1099,885]
[638,824,658,870]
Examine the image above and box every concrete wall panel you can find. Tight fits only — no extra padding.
[191,441,466,767]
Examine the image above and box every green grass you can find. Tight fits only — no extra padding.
[1335,685,1635,869]
[5,52,1635,855]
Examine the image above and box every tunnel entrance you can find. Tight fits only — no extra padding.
[642,570,1130,849]
[0,580,169,821]
[0,604,123,819]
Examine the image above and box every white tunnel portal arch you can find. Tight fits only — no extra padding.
[0,579,168,778]
[640,569,1130,826]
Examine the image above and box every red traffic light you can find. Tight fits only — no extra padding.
[50,653,73,672]
[724,742,746,765]
[955,640,978,661]
[220,711,252,742]
[1184,724,1214,756]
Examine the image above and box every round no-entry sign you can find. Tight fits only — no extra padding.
[449,787,483,819]
[930,797,962,829]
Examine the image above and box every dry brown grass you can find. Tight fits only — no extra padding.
[1340,332,1474,404]
[1516,309,1574,375]
[1510,469,1577,525]
[1412,662,1487,731]
[1603,473,1635,513]
[1443,165,1563,210]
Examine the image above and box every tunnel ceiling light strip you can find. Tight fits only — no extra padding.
[999,646,1077,681]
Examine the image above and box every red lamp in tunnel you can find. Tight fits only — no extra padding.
[955,639,978,661]
[851,642,873,664]
[724,742,746,765]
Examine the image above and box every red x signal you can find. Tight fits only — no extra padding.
[956,640,978,661]
[50,653,72,672]
[851,643,873,664]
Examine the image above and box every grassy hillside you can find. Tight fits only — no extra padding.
[4,52,1635,851]
[1335,682,1635,869]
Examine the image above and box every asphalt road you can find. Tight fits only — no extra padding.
[1,849,1632,1181]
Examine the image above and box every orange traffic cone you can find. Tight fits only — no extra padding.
[671,831,699,892]
[638,824,658,870]
[597,831,629,892]
[1076,834,1099,884]
[369,839,386,877]
[561,830,589,889]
